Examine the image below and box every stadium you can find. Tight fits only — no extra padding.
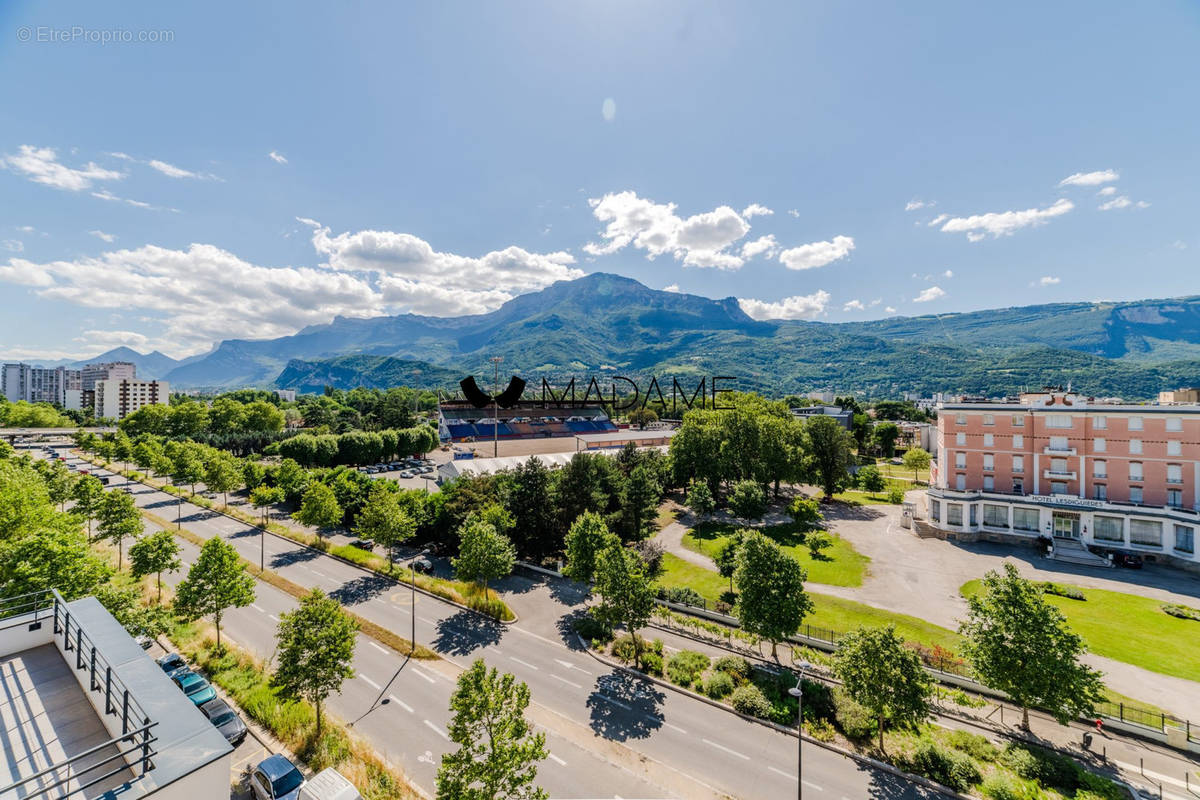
[437,400,618,442]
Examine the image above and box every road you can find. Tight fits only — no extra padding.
[42,445,950,800]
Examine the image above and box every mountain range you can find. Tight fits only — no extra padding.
[23,274,1200,398]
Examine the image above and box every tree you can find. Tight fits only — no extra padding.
[249,485,284,527]
[242,400,286,433]
[453,519,516,592]
[0,522,112,601]
[727,479,766,520]
[735,532,813,659]
[561,511,619,584]
[436,659,548,800]
[204,454,242,508]
[902,447,931,484]
[628,407,658,430]
[851,412,873,452]
[714,530,745,594]
[834,625,933,752]
[803,416,855,500]
[355,486,416,567]
[591,542,655,667]
[174,537,255,651]
[857,465,886,496]
[72,474,106,537]
[616,462,661,541]
[129,529,182,602]
[274,589,357,735]
[167,401,209,438]
[97,489,142,570]
[685,481,715,517]
[787,496,823,529]
[873,422,900,459]
[170,447,204,496]
[959,563,1105,729]
[42,460,78,511]
[294,482,343,536]
[805,530,833,559]
[242,459,266,491]
[506,457,557,560]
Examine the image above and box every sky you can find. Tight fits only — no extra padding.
[1,1,1197,362]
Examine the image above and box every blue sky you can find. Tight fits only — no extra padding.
[1,0,1197,361]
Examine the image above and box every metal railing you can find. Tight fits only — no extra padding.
[0,589,159,799]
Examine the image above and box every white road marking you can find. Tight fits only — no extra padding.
[509,656,539,671]
[250,604,265,613]
[369,641,389,655]
[423,720,449,740]
[768,766,796,781]
[411,666,437,684]
[387,694,413,713]
[360,675,381,690]
[268,614,280,622]
[514,625,571,650]
[553,658,592,675]
[418,616,436,625]
[550,674,582,689]
[701,738,749,760]
[802,779,823,791]
[664,722,687,734]
[310,568,329,579]
[594,694,631,711]
[548,752,567,766]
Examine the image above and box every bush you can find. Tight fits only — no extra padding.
[833,688,875,742]
[1162,603,1200,621]
[944,729,998,762]
[729,684,773,719]
[713,655,751,682]
[686,481,715,516]
[787,497,822,529]
[999,743,1111,796]
[1039,582,1086,601]
[805,530,833,558]
[728,480,766,520]
[806,718,837,742]
[887,488,905,504]
[657,586,706,607]
[703,671,734,699]
[905,737,981,791]
[612,635,638,664]
[640,652,664,677]
[666,650,710,688]
[574,613,613,643]
[981,773,1045,800]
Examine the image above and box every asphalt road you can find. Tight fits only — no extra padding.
[43,445,947,800]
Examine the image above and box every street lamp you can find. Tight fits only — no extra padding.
[490,356,503,458]
[405,549,431,653]
[787,660,813,799]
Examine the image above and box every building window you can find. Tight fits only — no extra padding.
[956,414,967,425]
[1129,519,1162,548]
[1049,436,1070,452]
[947,504,963,526]
[1168,489,1183,508]
[1094,515,1123,542]
[1093,460,1107,479]
[1012,415,1025,427]
[955,452,966,469]
[1168,440,1182,456]
[1051,481,1069,495]
[1129,462,1143,481]
[983,454,994,471]
[1175,525,1195,554]
[983,504,1008,527]
[1012,455,1024,474]
[1129,439,1143,455]
[1013,507,1039,532]
[956,432,966,446]
[983,414,994,426]
[955,474,966,491]
[1130,486,1144,504]
[1167,464,1183,484]
[1046,415,1072,429]
[1094,437,1106,452]
[1013,479,1024,495]
[930,500,940,523]
[984,433,994,447]
[1094,484,1107,501]
[1128,416,1143,431]
[1094,416,1107,430]
[1012,434,1024,448]
[1166,417,1183,432]
[1051,457,1068,474]
[970,504,978,525]
[983,476,994,491]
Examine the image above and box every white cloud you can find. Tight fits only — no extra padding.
[740,234,778,260]
[1099,196,1131,211]
[869,298,882,307]
[1172,240,1187,250]
[663,284,681,293]
[1058,169,1119,187]
[90,189,164,211]
[585,191,752,270]
[268,151,288,164]
[940,198,1073,240]
[905,199,934,211]
[787,209,800,218]
[1,145,123,192]
[2,240,23,253]
[89,230,117,243]
[914,286,945,303]
[75,329,152,351]
[601,98,616,122]
[843,299,865,312]
[1035,276,1061,286]
[146,159,205,180]
[943,269,954,278]
[885,306,897,314]
[927,214,949,227]
[741,204,773,218]
[1098,186,1117,197]
[778,235,855,271]
[16,226,35,233]
[1137,200,1151,209]
[737,291,830,320]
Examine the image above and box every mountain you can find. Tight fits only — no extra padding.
[155,273,1200,398]
[67,346,186,380]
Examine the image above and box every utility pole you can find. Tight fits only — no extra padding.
[490,356,503,458]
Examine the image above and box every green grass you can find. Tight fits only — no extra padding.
[832,477,909,505]
[683,521,869,587]
[656,552,960,651]
[960,579,1200,682]
[876,461,930,484]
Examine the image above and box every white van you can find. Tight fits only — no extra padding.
[296,768,362,800]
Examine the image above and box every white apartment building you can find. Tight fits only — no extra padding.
[82,361,137,391]
[2,363,83,408]
[95,379,169,420]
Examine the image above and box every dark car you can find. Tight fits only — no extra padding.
[411,556,434,574]
[1114,552,1143,569]
[156,652,189,678]
[200,697,247,746]
[250,754,306,800]
[172,669,218,706]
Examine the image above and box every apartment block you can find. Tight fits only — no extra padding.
[82,361,137,391]
[1,363,83,408]
[94,378,169,420]
[927,390,1199,570]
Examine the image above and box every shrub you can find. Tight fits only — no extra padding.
[686,481,715,516]
[612,635,638,664]
[657,586,706,607]
[1000,743,1104,796]
[1162,603,1200,621]
[666,650,710,688]
[574,613,613,643]
[887,488,904,504]
[905,737,981,791]
[833,688,876,742]
[1039,582,1086,601]
[804,530,833,558]
[729,684,773,719]
[640,652,663,677]
[650,638,664,656]
[704,671,734,699]
[944,729,998,762]
[728,480,766,520]
[806,718,836,742]
[787,497,822,529]
[713,655,751,681]
[981,773,1045,800]
[714,601,733,615]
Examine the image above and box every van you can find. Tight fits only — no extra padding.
[297,768,362,800]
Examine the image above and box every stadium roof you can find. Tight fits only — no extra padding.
[437,452,579,480]
[574,429,677,444]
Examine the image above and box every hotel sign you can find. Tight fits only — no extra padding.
[1029,494,1105,510]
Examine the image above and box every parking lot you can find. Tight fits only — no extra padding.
[357,456,439,490]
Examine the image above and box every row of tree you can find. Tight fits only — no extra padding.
[269,425,438,467]
[120,395,286,438]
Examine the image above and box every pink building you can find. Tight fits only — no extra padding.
[928,391,1199,570]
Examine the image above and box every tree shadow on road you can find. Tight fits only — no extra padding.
[270,547,321,569]
[547,576,589,607]
[432,610,503,656]
[555,608,590,651]
[329,574,393,607]
[180,509,220,524]
[586,670,665,742]
[143,499,176,512]
[863,764,943,798]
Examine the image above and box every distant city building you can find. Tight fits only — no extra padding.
[81,361,136,391]
[897,420,938,457]
[94,378,169,420]
[806,390,836,404]
[790,405,853,430]
[1,363,82,407]
[275,389,297,402]
[1160,387,1200,404]
[927,390,1199,570]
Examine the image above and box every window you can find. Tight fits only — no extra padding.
[956,432,966,446]
[1128,416,1143,431]
[1051,457,1068,474]
[1051,481,1069,494]
[1013,507,1039,531]
[1094,416,1107,430]
[970,504,978,525]
[1093,460,1107,479]
[983,454,994,471]
[956,414,967,425]
[1012,434,1024,448]
[955,452,966,469]
[1129,519,1162,548]
[947,504,963,526]
[1094,516,1123,542]
[1175,525,1195,554]
[983,414,994,426]
[1129,462,1143,481]
[983,504,1008,527]
[1046,414,1072,429]
[1013,479,1024,495]
[984,433,994,447]
[1129,439,1142,455]
[1168,440,1182,456]
[1166,417,1183,432]
[1168,489,1183,508]
[1012,455,1024,474]
[983,475,994,491]
[1094,437,1106,452]
[955,474,966,491]
[1049,436,1070,452]
[1168,464,1183,484]
[1012,415,1025,427]
[930,499,941,523]
[1094,484,1107,501]
[1130,486,1144,504]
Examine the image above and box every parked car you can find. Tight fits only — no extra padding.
[297,767,362,800]
[349,538,375,551]
[134,634,154,650]
[199,697,248,746]
[251,754,306,800]
[172,670,218,706]
[1114,552,1143,569]
[156,652,189,678]
[411,556,434,574]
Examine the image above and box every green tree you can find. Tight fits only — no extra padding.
[902,447,931,483]
[42,460,78,511]
[129,529,182,602]
[617,462,661,541]
[242,400,286,433]
[561,511,619,584]
[249,484,284,527]
[805,530,833,559]
[355,486,416,567]
[857,465,886,496]
[97,489,142,570]
[506,457,558,560]
[173,537,255,651]
[204,454,242,508]
[453,519,516,592]
[787,496,823,529]
[714,530,745,595]
[959,563,1105,729]
[436,659,548,800]
[71,474,106,537]
[834,625,933,752]
[208,396,247,434]
[167,401,210,438]
[133,439,163,478]
[0,523,112,601]
[628,407,658,430]
[294,482,343,536]
[803,416,855,500]
[685,481,715,516]
[591,542,655,666]
[727,479,766,520]
[735,532,813,659]
[112,431,135,473]
[170,447,204,496]
[274,588,357,735]
[873,422,900,459]
[242,459,266,491]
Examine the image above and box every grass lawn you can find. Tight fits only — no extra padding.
[832,477,909,505]
[876,460,930,484]
[960,579,1200,682]
[657,552,960,651]
[683,521,869,587]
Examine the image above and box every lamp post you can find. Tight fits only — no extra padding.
[787,661,813,799]
[490,356,503,458]
[406,549,430,652]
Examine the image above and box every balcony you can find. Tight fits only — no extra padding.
[1043,469,1077,481]
[1043,446,1077,456]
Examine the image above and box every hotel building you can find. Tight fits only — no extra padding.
[927,390,1199,570]
[94,379,169,420]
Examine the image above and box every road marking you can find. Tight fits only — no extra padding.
[594,694,631,711]
[513,625,570,650]
[411,666,437,684]
[550,674,582,689]
[268,614,280,622]
[664,722,687,734]
[553,658,592,675]
[250,604,265,613]
[802,779,824,791]
[387,694,413,713]
[360,675,381,690]
[418,616,436,625]
[548,752,567,766]
[509,656,539,671]
[423,720,449,740]
[768,766,796,781]
[369,641,389,655]
[310,568,329,579]
[701,738,749,760]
